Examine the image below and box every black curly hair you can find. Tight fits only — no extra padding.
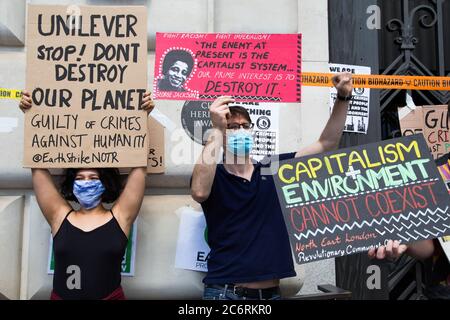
[162,49,194,76]
[60,168,123,204]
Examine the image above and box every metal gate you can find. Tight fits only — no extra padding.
[380,0,450,139]
[329,0,449,300]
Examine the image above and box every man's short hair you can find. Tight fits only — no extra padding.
[228,105,251,123]
[162,49,194,75]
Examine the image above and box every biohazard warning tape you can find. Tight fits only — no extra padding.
[302,73,450,91]
[0,88,22,100]
[2,73,449,102]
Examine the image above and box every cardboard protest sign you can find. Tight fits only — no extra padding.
[48,221,138,276]
[329,63,371,134]
[153,33,302,103]
[398,105,449,159]
[24,5,148,168]
[273,135,450,264]
[147,116,165,174]
[422,106,449,159]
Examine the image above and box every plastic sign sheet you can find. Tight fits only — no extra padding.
[174,207,210,272]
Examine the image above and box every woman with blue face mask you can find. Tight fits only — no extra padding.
[19,91,155,300]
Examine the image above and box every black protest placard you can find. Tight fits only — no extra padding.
[24,5,148,168]
[273,135,450,264]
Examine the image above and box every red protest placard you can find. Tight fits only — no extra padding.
[153,33,302,103]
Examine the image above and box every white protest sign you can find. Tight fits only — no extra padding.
[329,63,371,134]
[174,206,210,272]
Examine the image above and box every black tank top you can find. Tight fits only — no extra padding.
[52,209,128,300]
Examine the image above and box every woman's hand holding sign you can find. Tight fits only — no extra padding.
[141,91,155,115]
[19,91,32,112]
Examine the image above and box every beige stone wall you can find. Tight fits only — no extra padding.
[0,196,24,299]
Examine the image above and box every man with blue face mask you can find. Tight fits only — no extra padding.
[192,73,436,300]
[226,115,255,157]
[191,73,354,300]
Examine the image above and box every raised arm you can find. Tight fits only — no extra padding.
[295,73,353,158]
[191,96,234,203]
[113,167,147,234]
[32,169,72,233]
[20,91,71,233]
[112,92,154,235]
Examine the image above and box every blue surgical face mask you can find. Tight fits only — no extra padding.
[73,179,105,210]
[227,129,254,156]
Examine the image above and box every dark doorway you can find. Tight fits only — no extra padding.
[328,0,449,300]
